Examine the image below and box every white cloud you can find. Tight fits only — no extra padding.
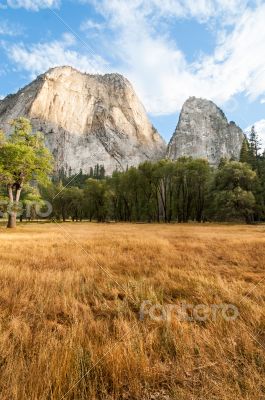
[0,19,23,36]
[5,0,265,118]
[191,4,265,103]
[245,120,265,151]
[6,0,60,11]
[6,33,108,77]
[86,0,249,24]
[81,0,265,115]
[141,0,250,23]
[80,19,105,32]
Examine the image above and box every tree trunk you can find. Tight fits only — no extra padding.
[7,213,17,228]
[6,184,22,229]
[15,188,22,202]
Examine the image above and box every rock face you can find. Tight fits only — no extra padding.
[167,97,244,166]
[0,66,166,175]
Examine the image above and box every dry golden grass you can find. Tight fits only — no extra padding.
[0,222,265,400]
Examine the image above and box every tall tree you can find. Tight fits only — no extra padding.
[248,126,261,170]
[211,161,256,223]
[84,179,109,222]
[239,137,250,164]
[0,118,53,228]
[138,161,158,222]
[155,159,175,223]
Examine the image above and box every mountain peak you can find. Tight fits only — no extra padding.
[167,97,244,166]
[0,67,166,175]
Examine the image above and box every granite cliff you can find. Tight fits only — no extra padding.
[0,66,166,174]
[167,97,244,166]
[0,72,245,171]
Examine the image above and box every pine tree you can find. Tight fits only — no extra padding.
[218,157,228,169]
[94,164,100,179]
[248,126,261,170]
[99,165,105,179]
[239,137,250,164]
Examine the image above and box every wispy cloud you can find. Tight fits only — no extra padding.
[6,0,60,11]
[134,0,250,23]
[80,19,105,32]
[6,33,108,77]
[85,0,250,24]
[0,19,23,36]
[4,0,265,118]
[79,0,265,115]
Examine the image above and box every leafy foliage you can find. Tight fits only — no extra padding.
[38,158,260,224]
[0,118,53,186]
[2,118,265,225]
[210,161,257,223]
[0,117,53,227]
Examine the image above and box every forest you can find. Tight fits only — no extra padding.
[0,118,265,225]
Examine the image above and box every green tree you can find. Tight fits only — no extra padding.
[187,158,211,222]
[248,126,261,170]
[99,165,105,179]
[138,161,158,222]
[84,179,109,222]
[211,161,256,223]
[239,137,250,164]
[65,187,84,221]
[173,157,211,222]
[0,118,53,228]
[154,159,175,223]
[19,184,44,222]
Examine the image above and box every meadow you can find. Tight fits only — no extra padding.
[0,222,265,400]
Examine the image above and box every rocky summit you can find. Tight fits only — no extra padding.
[167,96,244,166]
[0,66,166,175]
[0,70,245,172]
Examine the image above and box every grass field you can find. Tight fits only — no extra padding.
[0,222,265,400]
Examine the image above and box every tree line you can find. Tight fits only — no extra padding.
[1,118,265,226]
[41,157,260,224]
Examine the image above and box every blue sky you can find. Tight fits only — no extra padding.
[1,0,265,145]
